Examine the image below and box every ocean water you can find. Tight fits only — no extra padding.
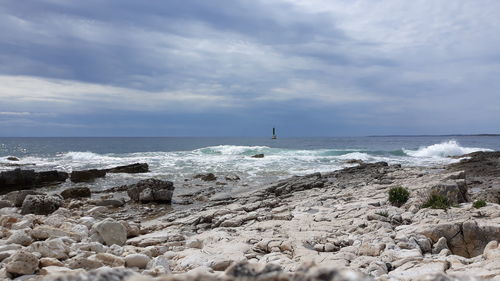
[1,136,499,191]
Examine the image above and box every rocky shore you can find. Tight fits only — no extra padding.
[0,152,498,281]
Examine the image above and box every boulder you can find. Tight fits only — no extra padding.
[70,169,106,183]
[92,218,128,246]
[0,169,36,191]
[28,238,69,259]
[419,220,500,257]
[37,170,69,185]
[127,178,175,203]
[106,163,149,173]
[3,190,45,207]
[6,156,20,161]
[21,195,62,215]
[6,229,33,246]
[5,250,39,276]
[67,255,104,270]
[61,187,91,199]
[124,253,150,269]
[0,169,67,194]
[428,180,469,205]
[88,253,125,267]
[194,173,217,181]
[225,174,241,181]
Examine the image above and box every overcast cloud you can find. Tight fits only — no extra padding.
[1,0,499,136]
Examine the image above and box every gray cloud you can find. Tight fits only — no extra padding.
[1,0,499,135]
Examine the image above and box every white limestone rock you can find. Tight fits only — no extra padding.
[92,218,127,246]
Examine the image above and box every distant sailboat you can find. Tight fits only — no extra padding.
[272,127,277,139]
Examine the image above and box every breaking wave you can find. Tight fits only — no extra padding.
[403,140,492,158]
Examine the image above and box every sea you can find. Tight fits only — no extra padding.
[1,136,499,191]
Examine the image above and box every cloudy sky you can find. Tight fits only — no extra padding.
[1,0,499,136]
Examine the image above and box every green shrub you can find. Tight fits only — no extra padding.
[422,194,450,209]
[388,187,410,207]
[473,200,487,209]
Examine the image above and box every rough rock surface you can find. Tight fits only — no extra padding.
[5,250,39,276]
[70,169,107,183]
[3,190,45,207]
[106,163,149,173]
[194,173,217,181]
[61,187,91,199]
[20,194,63,215]
[0,152,499,281]
[0,169,68,193]
[127,178,175,203]
[92,218,128,246]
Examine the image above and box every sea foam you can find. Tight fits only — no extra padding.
[404,140,491,158]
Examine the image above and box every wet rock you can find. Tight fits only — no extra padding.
[0,169,68,193]
[92,218,127,246]
[70,169,106,183]
[225,174,241,181]
[194,173,217,181]
[125,253,150,269]
[127,178,175,203]
[6,156,20,161]
[94,198,125,207]
[251,154,264,158]
[21,194,62,215]
[37,170,69,185]
[106,163,149,173]
[345,159,364,164]
[61,187,91,199]
[5,250,39,276]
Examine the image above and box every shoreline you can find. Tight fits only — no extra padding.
[0,152,498,280]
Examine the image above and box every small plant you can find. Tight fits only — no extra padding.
[473,200,487,209]
[375,210,389,217]
[388,186,410,207]
[422,194,450,209]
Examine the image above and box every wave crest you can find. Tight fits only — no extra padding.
[61,151,117,161]
[404,140,492,158]
[193,145,271,155]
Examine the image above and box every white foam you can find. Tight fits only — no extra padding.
[193,145,271,155]
[61,151,119,161]
[404,140,492,158]
[335,152,372,161]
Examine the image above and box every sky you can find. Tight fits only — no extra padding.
[1,0,499,137]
